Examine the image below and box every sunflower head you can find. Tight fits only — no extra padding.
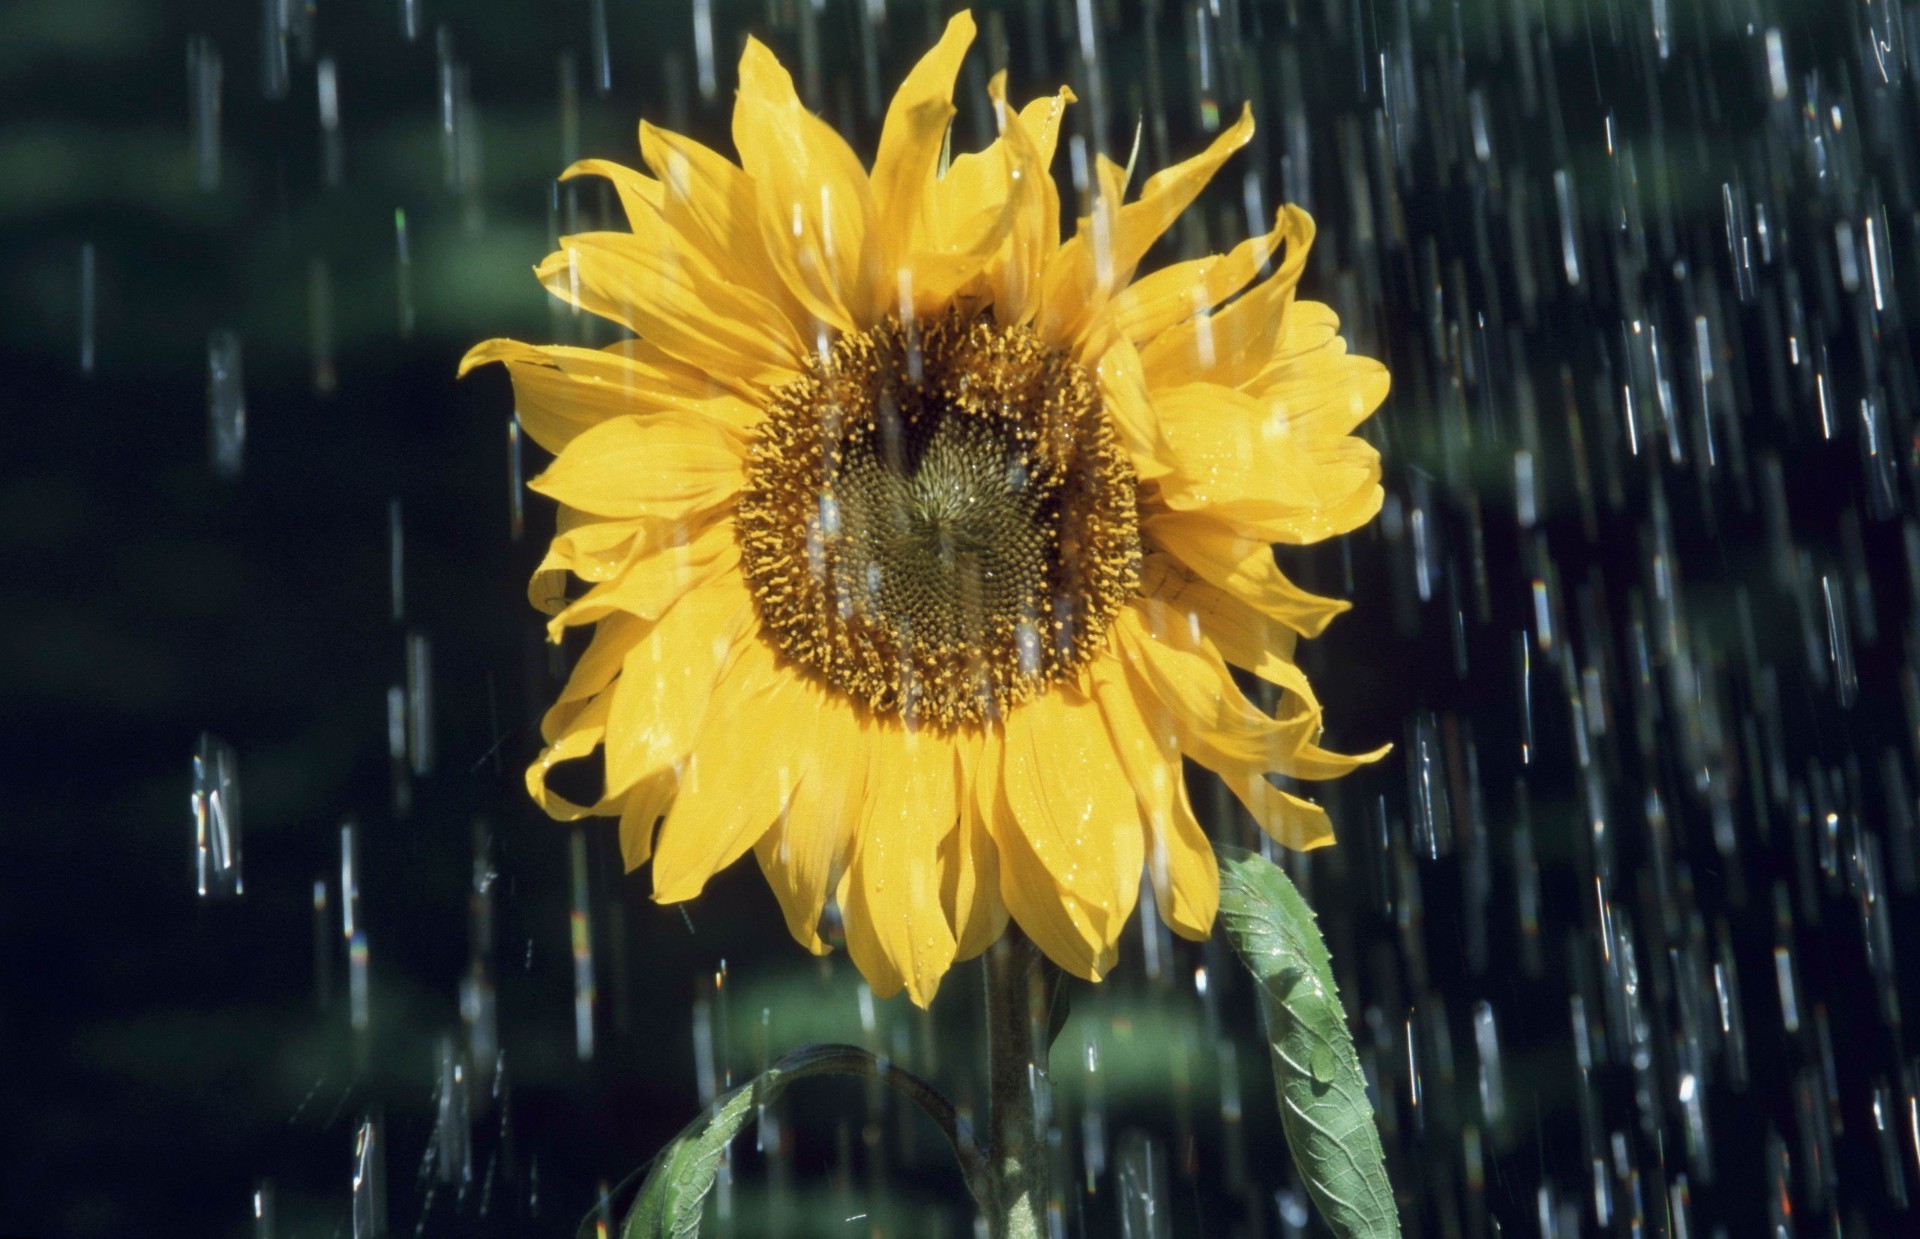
[462,11,1389,1006]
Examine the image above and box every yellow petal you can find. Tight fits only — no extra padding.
[1238,782,1337,851]
[547,520,738,641]
[1113,104,1254,276]
[1258,299,1343,371]
[1141,510,1345,637]
[594,338,767,431]
[651,635,812,903]
[733,37,878,332]
[1114,603,1321,780]
[638,121,814,337]
[1153,382,1325,514]
[945,728,1008,961]
[1149,381,1385,543]
[1000,686,1144,920]
[526,692,613,821]
[536,231,804,394]
[527,411,743,520]
[755,689,869,954]
[559,157,664,231]
[547,611,643,719]
[928,83,1070,325]
[974,73,1048,324]
[987,747,1119,982]
[1090,663,1217,940]
[602,575,753,796]
[456,336,761,453]
[1136,552,1305,682]
[870,12,975,264]
[843,724,960,1007]
[1038,106,1255,350]
[1109,207,1290,346]
[542,508,654,586]
[617,771,677,870]
[1244,338,1392,441]
[1138,204,1314,391]
[1090,337,1173,481]
[836,865,906,998]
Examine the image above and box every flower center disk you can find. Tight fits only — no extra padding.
[739,309,1140,727]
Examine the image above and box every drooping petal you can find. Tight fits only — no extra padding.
[1153,382,1325,513]
[1136,552,1304,683]
[755,689,870,954]
[545,520,739,643]
[835,865,905,997]
[1237,782,1337,851]
[1243,330,1393,441]
[1000,685,1144,921]
[617,771,678,871]
[1141,510,1346,637]
[651,634,814,903]
[987,741,1120,981]
[546,611,643,723]
[526,692,613,821]
[1091,661,1217,940]
[732,37,879,333]
[1090,336,1174,481]
[928,84,1072,325]
[946,728,1009,960]
[528,412,744,519]
[1114,603,1327,781]
[843,724,960,1006]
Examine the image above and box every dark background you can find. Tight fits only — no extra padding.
[6,0,1920,1235]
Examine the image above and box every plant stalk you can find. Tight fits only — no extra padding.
[983,927,1050,1239]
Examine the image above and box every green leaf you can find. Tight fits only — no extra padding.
[612,1042,984,1239]
[618,1044,857,1239]
[1217,848,1401,1239]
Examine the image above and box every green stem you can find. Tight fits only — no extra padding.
[983,928,1050,1239]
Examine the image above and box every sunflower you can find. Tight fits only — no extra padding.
[462,11,1388,1006]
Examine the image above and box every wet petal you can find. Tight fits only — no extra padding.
[536,230,805,393]
[870,12,975,268]
[945,730,1009,960]
[1139,204,1314,391]
[651,636,812,903]
[1091,663,1217,940]
[755,690,869,954]
[528,412,744,519]
[602,576,752,797]
[1136,551,1306,682]
[1001,685,1143,919]
[460,337,757,453]
[1141,509,1347,637]
[843,725,960,1007]
[1109,207,1290,346]
[733,37,878,332]
[637,122,816,337]
[545,521,739,643]
[988,776,1122,981]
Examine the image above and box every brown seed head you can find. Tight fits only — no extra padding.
[737,309,1140,727]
